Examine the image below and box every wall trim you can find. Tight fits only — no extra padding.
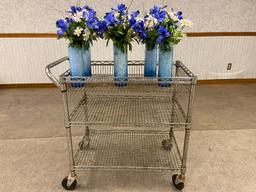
[1,79,256,89]
[186,32,256,37]
[0,32,256,38]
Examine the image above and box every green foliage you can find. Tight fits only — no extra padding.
[104,22,137,53]
[159,18,185,51]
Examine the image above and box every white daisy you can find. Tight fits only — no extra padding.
[168,11,179,22]
[72,11,83,22]
[181,19,193,27]
[73,27,83,37]
[83,28,91,41]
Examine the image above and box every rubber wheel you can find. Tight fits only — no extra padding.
[172,174,184,190]
[162,139,172,150]
[78,140,84,150]
[62,176,77,190]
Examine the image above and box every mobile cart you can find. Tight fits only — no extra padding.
[45,57,197,191]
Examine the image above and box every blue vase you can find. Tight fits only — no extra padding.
[158,46,173,87]
[144,43,158,77]
[114,45,128,87]
[68,46,91,88]
[81,45,91,76]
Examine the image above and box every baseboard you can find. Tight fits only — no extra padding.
[198,79,256,84]
[0,83,56,89]
[0,79,256,89]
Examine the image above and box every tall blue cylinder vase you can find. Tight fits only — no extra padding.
[158,46,173,87]
[144,43,158,77]
[114,45,128,87]
[68,46,91,88]
[81,45,91,76]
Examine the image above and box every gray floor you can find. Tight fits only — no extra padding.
[0,84,256,191]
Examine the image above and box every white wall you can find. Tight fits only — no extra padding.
[1,0,256,32]
[1,37,255,83]
[0,0,256,83]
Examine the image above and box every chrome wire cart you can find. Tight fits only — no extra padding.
[46,57,197,191]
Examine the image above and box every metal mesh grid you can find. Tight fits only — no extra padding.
[67,83,190,95]
[74,131,182,170]
[61,61,196,86]
[69,96,187,127]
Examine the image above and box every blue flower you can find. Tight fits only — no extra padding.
[113,4,127,12]
[68,6,77,14]
[76,7,82,12]
[67,6,83,14]
[82,6,96,20]
[177,11,183,20]
[65,17,73,25]
[128,10,140,26]
[150,5,167,22]
[87,17,98,29]
[112,4,127,16]
[95,20,107,38]
[156,26,170,44]
[130,19,147,40]
[104,12,118,26]
[56,19,68,31]
[57,29,65,36]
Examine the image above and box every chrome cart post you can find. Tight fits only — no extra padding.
[45,58,77,189]
[181,82,196,179]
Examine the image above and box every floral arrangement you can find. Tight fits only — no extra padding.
[103,4,139,53]
[128,5,193,50]
[56,4,192,51]
[56,5,102,49]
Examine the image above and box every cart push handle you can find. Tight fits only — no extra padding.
[45,57,68,88]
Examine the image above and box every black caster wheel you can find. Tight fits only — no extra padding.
[78,140,84,150]
[62,176,77,190]
[172,174,184,190]
[79,139,90,150]
[162,139,172,150]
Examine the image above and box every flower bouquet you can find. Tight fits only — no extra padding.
[130,5,192,83]
[56,5,100,87]
[103,4,139,86]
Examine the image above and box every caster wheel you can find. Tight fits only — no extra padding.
[172,174,184,190]
[79,139,90,150]
[62,176,77,190]
[162,139,172,150]
[78,140,84,150]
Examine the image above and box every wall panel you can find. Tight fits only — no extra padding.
[0,37,255,84]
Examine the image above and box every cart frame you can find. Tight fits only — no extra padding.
[46,57,197,190]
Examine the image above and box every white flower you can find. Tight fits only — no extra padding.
[168,11,179,22]
[136,16,144,22]
[72,11,83,22]
[83,28,91,41]
[181,19,193,27]
[73,27,83,37]
[145,15,158,29]
[114,11,120,18]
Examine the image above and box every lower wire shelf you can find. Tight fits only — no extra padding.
[74,131,182,171]
[69,96,187,127]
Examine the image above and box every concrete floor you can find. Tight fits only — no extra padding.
[0,84,256,191]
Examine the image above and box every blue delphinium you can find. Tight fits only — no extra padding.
[156,26,170,44]
[112,3,127,15]
[56,19,69,33]
[176,11,183,20]
[149,5,167,22]
[128,11,147,40]
[104,12,119,26]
